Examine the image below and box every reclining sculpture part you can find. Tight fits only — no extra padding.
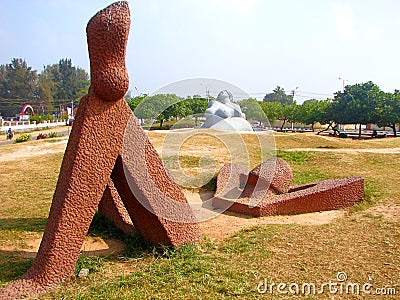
[213,158,364,217]
[202,90,253,131]
[1,2,200,298]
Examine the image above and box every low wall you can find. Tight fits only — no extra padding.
[0,120,66,133]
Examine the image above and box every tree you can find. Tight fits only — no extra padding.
[127,94,148,112]
[260,101,283,123]
[373,91,400,137]
[0,58,90,117]
[279,104,300,130]
[332,81,382,138]
[0,58,37,99]
[317,100,342,136]
[263,86,294,105]
[238,98,265,122]
[167,100,191,121]
[298,99,330,131]
[185,96,208,126]
[37,66,57,113]
[132,94,184,128]
[50,59,90,101]
[0,58,38,116]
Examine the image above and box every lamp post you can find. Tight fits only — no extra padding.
[200,84,210,102]
[291,87,298,131]
[338,77,348,91]
[291,86,299,102]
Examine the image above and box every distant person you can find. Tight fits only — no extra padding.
[372,129,377,138]
[6,128,13,140]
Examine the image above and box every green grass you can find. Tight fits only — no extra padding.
[276,150,313,164]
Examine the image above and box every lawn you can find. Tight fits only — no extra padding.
[0,132,399,299]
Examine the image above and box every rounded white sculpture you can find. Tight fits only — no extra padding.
[202,90,253,131]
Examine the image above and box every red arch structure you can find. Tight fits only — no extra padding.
[21,104,35,116]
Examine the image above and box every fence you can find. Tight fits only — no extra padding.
[0,120,66,133]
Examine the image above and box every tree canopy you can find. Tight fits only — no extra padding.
[331,81,384,138]
[263,86,294,105]
[372,90,400,136]
[0,58,89,117]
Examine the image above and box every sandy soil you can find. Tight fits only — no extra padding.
[0,139,68,162]
[366,204,400,221]
[182,189,346,240]
[3,236,126,259]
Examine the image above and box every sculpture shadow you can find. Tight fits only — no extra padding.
[0,252,34,285]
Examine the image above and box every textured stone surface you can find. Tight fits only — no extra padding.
[247,158,293,194]
[0,2,200,298]
[98,180,135,235]
[213,161,364,217]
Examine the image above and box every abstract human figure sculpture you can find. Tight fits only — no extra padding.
[1,2,200,298]
[202,90,253,131]
[213,158,364,217]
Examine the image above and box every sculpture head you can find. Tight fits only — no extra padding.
[86,1,130,101]
[216,90,233,104]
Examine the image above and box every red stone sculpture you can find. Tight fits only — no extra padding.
[213,159,364,217]
[0,2,200,298]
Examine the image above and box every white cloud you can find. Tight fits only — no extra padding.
[331,2,357,42]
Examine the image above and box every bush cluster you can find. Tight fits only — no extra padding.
[15,133,31,143]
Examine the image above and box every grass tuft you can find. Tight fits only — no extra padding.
[276,150,313,164]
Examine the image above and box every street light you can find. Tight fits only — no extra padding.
[200,83,210,102]
[338,77,348,91]
[291,86,299,102]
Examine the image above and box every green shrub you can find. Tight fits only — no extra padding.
[29,114,54,123]
[339,132,348,138]
[29,115,40,123]
[15,133,31,143]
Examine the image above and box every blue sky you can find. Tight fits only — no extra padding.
[1,0,399,102]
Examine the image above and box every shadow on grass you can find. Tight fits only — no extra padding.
[0,218,47,232]
[0,252,33,286]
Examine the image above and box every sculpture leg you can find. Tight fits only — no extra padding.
[0,96,131,298]
[1,2,200,298]
[98,180,135,235]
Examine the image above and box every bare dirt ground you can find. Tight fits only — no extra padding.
[183,189,347,240]
[0,139,68,162]
[2,236,125,258]
[366,204,400,221]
